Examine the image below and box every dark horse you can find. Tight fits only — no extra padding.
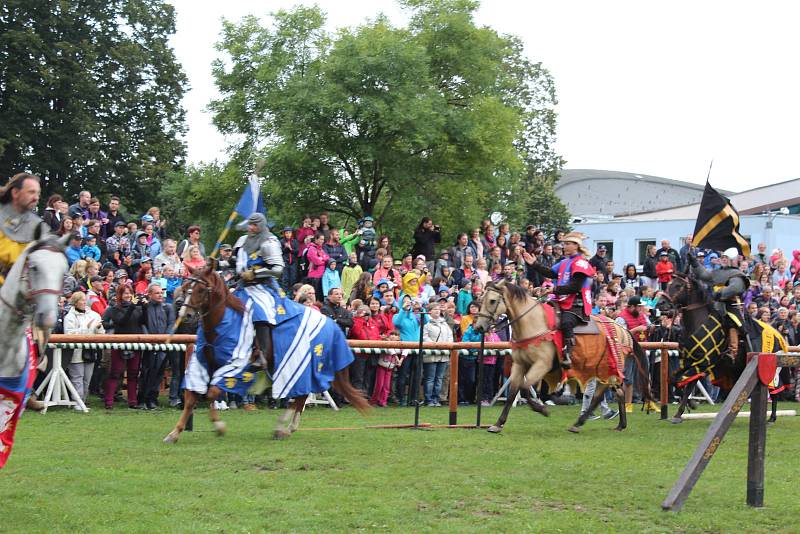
[163,265,369,443]
[661,271,787,423]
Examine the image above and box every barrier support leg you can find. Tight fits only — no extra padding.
[662,355,759,511]
[184,344,194,432]
[448,349,458,425]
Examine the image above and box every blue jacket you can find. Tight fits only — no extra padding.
[392,306,428,342]
[65,245,82,266]
[81,244,102,261]
[460,325,482,359]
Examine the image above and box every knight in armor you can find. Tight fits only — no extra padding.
[687,247,750,357]
[522,232,596,369]
[0,174,50,286]
[232,213,285,361]
[0,173,51,410]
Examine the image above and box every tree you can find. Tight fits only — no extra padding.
[0,0,187,209]
[209,0,561,249]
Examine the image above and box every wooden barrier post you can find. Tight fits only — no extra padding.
[660,348,669,420]
[746,376,768,507]
[449,349,459,425]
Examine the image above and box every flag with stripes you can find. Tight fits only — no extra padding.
[692,181,751,256]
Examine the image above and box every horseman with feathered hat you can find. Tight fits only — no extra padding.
[522,231,596,368]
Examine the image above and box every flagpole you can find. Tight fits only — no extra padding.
[209,210,239,259]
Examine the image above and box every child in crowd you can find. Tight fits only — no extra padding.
[322,259,342,297]
[370,333,404,407]
[81,235,102,261]
[341,252,362,302]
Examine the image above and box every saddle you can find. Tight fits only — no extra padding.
[551,304,599,335]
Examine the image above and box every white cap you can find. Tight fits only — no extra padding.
[722,247,738,260]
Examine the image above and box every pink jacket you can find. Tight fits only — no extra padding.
[306,243,329,279]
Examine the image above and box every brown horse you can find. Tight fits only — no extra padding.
[163,265,368,443]
[473,280,649,434]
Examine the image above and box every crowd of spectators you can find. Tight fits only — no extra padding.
[40,191,800,411]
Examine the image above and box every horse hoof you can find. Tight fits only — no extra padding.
[213,421,227,436]
[567,426,580,433]
[487,425,503,434]
[273,430,291,440]
[669,417,683,425]
[612,426,625,432]
[163,432,179,444]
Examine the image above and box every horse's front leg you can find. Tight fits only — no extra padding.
[670,382,695,424]
[207,385,226,436]
[163,390,198,444]
[488,362,525,434]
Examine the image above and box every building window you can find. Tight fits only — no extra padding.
[594,240,613,260]
[637,239,656,266]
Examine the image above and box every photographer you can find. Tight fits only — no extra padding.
[772,307,796,345]
[101,284,143,409]
[411,217,441,273]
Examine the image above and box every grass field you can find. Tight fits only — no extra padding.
[6,399,800,533]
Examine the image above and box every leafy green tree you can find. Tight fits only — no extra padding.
[210,0,561,249]
[0,0,187,209]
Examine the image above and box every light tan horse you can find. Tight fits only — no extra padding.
[473,280,647,434]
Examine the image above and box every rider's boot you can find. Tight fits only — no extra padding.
[562,337,575,369]
[252,323,272,370]
[727,328,739,359]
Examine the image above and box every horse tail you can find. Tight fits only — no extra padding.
[332,367,371,415]
[631,340,655,403]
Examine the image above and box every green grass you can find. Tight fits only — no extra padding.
[6,399,800,533]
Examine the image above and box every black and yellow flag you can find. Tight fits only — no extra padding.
[692,182,750,256]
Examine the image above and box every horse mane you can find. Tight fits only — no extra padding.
[501,282,530,304]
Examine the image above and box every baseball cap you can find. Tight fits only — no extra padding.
[114,220,127,227]
[659,251,668,256]
[220,244,232,251]
[115,269,128,279]
[141,214,155,222]
[628,296,642,306]
[598,245,607,251]
[89,275,103,283]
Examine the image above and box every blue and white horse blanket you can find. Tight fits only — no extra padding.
[184,283,354,399]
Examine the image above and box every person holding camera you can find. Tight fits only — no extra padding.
[102,284,143,409]
[64,291,105,406]
[411,217,441,273]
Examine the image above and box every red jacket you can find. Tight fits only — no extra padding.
[655,260,673,283]
[350,315,382,357]
[296,227,315,254]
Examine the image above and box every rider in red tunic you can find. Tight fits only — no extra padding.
[523,232,595,368]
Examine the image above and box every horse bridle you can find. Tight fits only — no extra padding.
[181,275,227,322]
[659,271,706,312]
[0,245,64,317]
[475,285,542,330]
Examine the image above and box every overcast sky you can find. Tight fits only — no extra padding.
[169,0,800,193]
